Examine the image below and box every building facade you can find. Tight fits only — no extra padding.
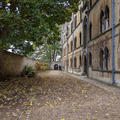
[62,3,84,75]
[61,0,120,86]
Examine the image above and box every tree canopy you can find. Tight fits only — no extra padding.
[0,0,80,55]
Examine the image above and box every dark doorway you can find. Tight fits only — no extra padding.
[59,66,62,70]
[84,56,87,74]
[54,64,59,70]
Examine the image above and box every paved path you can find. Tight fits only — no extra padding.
[0,70,120,120]
[66,72,120,95]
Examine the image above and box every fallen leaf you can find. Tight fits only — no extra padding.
[57,97,61,101]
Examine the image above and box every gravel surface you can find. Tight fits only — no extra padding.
[0,70,120,120]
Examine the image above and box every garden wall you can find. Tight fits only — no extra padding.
[0,49,36,80]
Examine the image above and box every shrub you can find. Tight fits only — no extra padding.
[40,66,49,70]
[35,62,49,71]
[21,65,35,78]
[35,62,41,70]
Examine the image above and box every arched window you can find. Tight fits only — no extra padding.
[71,41,73,51]
[89,52,92,66]
[68,59,70,67]
[74,37,77,49]
[79,55,82,66]
[71,22,73,33]
[105,5,109,30]
[100,49,104,69]
[100,10,104,33]
[89,22,92,40]
[83,17,87,48]
[70,58,72,68]
[104,47,110,70]
[75,15,77,27]
[68,44,69,52]
[90,0,92,7]
[80,32,82,46]
[66,26,69,36]
[74,57,77,68]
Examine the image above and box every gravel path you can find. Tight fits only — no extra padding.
[0,70,120,120]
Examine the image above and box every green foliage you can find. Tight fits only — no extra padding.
[0,0,80,55]
[35,62,49,71]
[40,66,49,71]
[21,65,35,78]
[33,28,62,62]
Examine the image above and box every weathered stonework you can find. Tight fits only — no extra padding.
[61,0,120,86]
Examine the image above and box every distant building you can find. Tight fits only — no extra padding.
[61,0,120,86]
[61,3,84,74]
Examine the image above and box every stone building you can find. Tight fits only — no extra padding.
[61,0,120,86]
[88,0,120,85]
[62,2,84,74]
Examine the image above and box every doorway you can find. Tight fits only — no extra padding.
[54,64,59,70]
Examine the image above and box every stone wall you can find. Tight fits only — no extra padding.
[0,49,36,80]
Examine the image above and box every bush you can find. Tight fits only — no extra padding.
[21,65,35,78]
[40,66,49,70]
[35,62,49,71]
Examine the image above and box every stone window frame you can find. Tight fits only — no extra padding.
[100,5,110,33]
[99,47,110,70]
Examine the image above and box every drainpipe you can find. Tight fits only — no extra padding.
[112,0,115,84]
[86,7,89,77]
[66,34,69,72]
[61,34,64,71]
[72,13,75,73]
[61,31,64,71]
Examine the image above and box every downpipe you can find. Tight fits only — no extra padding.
[112,0,115,84]
[72,13,75,74]
[67,36,68,72]
[86,7,89,78]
